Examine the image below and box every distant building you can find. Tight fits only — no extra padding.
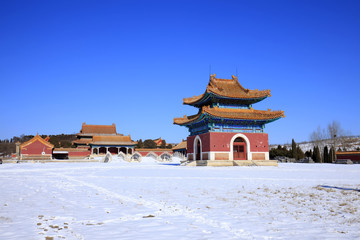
[152,137,173,148]
[19,134,54,160]
[73,122,118,148]
[152,137,164,147]
[336,151,360,164]
[172,140,187,156]
[73,122,136,155]
[174,74,284,166]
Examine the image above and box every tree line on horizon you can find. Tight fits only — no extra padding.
[270,139,336,163]
[270,121,356,163]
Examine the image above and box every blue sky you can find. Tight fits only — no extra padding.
[1,0,359,144]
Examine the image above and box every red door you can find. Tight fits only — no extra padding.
[233,142,246,160]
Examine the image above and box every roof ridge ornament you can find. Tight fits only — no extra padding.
[209,74,218,89]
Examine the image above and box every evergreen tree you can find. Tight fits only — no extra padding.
[136,139,144,148]
[312,146,321,163]
[60,140,73,148]
[269,145,293,159]
[143,139,157,149]
[296,146,305,160]
[269,148,277,159]
[305,149,312,158]
[291,139,297,159]
[312,146,316,162]
[323,146,329,163]
[49,136,60,148]
[160,140,167,149]
[329,147,335,163]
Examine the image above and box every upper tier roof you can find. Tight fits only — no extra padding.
[183,74,271,106]
[173,106,285,126]
[78,122,118,135]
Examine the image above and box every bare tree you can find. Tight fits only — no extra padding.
[310,126,327,156]
[310,121,349,161]
[310,126,327,143]
[310,126,327,161]
[327,121,343,139]
[327,120,347,151]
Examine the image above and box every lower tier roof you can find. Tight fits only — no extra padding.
[174,106,285,126]
[90,135,136,146]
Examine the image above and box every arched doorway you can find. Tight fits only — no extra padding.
[194,136,202,161]
[233,137,247,160]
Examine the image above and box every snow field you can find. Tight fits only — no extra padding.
[0,162,359,239]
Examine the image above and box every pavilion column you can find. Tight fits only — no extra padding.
[106,147,109,153]
[97,147,100,155]
[91,148,94,154]
[117,147,120,154]
[126,148,128,155]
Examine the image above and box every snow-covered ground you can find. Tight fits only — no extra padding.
[1,159,359,240]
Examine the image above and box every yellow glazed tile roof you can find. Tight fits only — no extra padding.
[174,106,285,125]
[91,135,135,145]
[183,74,271,105]
[19,133,54,150]
[79,123,117,135]
[172,140,187,150]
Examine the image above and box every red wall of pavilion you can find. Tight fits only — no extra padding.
[245,133,269,152]
[187,132,269,154]
[21,140,53,155]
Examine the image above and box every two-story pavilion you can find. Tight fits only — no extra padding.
[174,74,284,166]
